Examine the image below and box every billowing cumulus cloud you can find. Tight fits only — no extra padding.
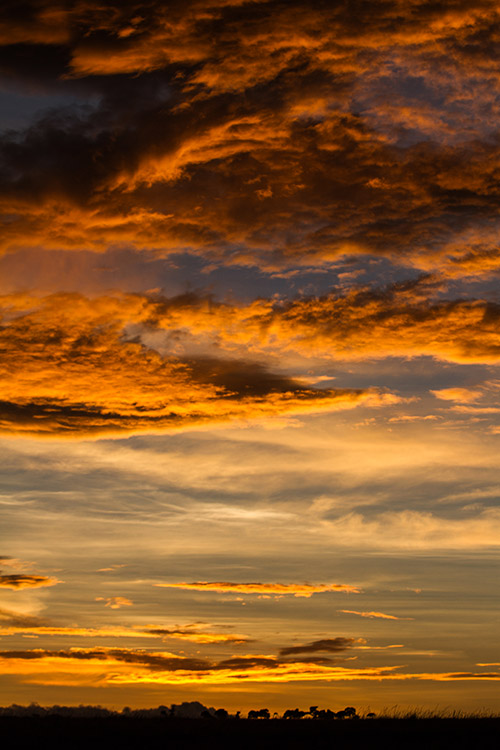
[154,582,360,597]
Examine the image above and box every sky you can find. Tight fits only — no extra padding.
[0,0,499,715]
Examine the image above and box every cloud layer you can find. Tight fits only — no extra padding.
[2,0,500,278]
[1,0,500,713]
[0,647,498,687]
[2,282,500,436]
[0,291,401,436]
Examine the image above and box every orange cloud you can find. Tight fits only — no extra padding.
[95,597,133,609]
[3,284,500,438]
[0,647,498,687]
[339,610,414,621]
[0,556,36,572]
[0,647,397,685]
[144,629,250,644]
[0,623,248,644]
[0,607,250,643]
[4,121,500,278]
[154,582,360,597]
[0,575,59,590]
[431,388,482,403]
[2,1,500,279]
[255,283,500,365]
[0,292,395,437]
[0,625,154,639]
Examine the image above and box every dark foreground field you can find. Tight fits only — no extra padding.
[2,716,499,750]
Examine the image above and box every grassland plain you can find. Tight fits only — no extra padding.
[1,708,499,750]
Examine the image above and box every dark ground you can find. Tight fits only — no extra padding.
[1,716,499,749]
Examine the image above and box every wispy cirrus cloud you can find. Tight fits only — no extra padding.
[0,556,34,571]
[320,509,500,551]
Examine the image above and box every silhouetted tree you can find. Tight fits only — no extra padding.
[309,708,336,720]
[336,707,358,719]
[283,708,306,719]
[248,709,270,719]
[214,708,228,720]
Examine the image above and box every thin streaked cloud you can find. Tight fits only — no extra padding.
[339,610,414,621]
[154,582,361,597]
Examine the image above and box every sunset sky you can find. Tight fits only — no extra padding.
[1,0,499,714]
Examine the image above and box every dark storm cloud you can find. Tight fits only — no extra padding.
[1,1,500,275]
